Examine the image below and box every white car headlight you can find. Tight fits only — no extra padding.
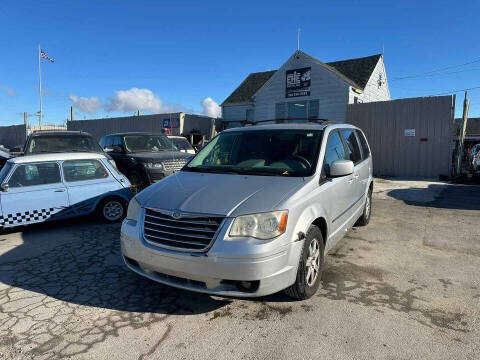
[229,211,288,240]
[126,197,141,222]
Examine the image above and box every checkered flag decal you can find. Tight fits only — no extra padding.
[0,208,56,226]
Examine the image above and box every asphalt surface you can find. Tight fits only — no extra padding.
[0,179,479,360]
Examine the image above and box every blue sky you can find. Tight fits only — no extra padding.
[1,0,479,126]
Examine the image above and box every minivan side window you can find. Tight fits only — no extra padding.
[355,130,370,159]
[340,129,362,164]
[62,160,109,182]
[323,130,348,175]
[8,162,61,188]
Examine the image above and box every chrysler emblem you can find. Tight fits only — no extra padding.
[172,211,181,219]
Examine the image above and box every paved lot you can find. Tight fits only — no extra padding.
[0,179,479,360]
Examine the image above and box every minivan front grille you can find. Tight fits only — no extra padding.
[143,208,224,252]
[162,159,186,172]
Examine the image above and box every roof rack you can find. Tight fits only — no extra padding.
[241,118,329,127]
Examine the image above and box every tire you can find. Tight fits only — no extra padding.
[355,187,372,226]
[284,225,325,300]
[96,197,127,223]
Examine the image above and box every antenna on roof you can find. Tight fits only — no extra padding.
[297,27,301,51]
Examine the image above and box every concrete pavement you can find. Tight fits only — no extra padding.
[0,179,479,360]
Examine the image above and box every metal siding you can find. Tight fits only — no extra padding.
[67,113,215,141]
[347,96,455,178]
[0,125,27,148]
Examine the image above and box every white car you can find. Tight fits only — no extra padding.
[0,153,133,228]
[167,136,196,154]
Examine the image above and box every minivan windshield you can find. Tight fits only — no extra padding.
[123,135,178,153]
[27,135,102,154]
[185,129,323,177]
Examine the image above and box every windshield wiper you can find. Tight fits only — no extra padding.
[183,167,241,174]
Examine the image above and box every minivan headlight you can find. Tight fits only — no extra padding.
[229,211,288,240]
[126,197,141,222]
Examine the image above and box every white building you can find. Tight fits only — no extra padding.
[221,50,390,125]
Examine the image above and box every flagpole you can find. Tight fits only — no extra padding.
[38,44,42,127]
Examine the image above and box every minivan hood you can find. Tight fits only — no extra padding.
[136,171,306,217]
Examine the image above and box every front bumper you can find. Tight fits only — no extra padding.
[120,217,302,297]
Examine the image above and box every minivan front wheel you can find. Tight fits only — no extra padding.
[284,225,324,300]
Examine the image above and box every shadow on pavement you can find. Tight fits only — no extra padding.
[388,184,480,210]
[0,217,229,316]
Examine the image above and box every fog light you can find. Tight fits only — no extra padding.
[240,281,253,290]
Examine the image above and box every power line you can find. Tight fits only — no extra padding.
[429,85,480,96]
[391,57,480,81]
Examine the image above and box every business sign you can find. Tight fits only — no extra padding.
[404,129,416,137]
[286,67,311,98]
[163,118,180,128]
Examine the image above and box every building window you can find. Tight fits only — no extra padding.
[276,100,319,120]
[308,100,319,119]
[288,101,307,119]
[275,103,287,120]
[246,109,254,122]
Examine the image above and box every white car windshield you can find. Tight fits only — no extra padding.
[185,130,323,177]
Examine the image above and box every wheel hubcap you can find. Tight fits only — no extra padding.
[103,201,123,221]
[305,238,321,287]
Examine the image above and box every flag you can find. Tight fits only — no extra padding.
[40,50,54,63]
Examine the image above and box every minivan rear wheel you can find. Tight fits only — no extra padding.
[355,187,372,226]
[284,225,324,300]
[96,197,127,223]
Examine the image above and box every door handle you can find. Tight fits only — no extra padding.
[353,173,359,179]
[54,189,65,192]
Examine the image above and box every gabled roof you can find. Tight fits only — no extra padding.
[222,70,277,105]
[222,53,382,105]
[327,54,382,89]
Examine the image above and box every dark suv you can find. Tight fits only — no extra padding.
[24,131,104,155]
[99,132,191,191]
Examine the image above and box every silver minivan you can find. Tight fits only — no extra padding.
[121,123,373,299]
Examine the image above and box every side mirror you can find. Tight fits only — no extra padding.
[329,160,354,177]
[1,183,9,192]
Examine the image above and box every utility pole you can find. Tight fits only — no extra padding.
[23,112,28,127]
[456,91,470,176]
[38,44,43,127]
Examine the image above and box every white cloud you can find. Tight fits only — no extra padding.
[5,87,17,97]
[68,94,102,114]
[105,88,163,113]
[68,88,214,117]
[201,97,221,118]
